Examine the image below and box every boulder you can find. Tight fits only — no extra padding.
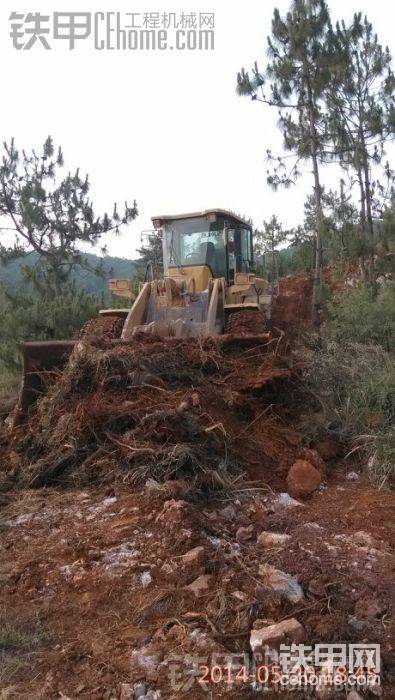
[286,459,321,498]
[257,531,291,547]
[250,618,305,652]
[258,563,304,603]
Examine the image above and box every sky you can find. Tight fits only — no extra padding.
[1,0,394,259]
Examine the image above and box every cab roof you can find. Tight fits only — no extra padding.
[152,209,252,230]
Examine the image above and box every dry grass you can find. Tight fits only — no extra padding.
[302,338,394,487]
[0,613,45,690]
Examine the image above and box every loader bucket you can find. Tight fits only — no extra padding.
[15,341,76,424]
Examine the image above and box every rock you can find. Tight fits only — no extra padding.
[269,492,304,512]
[180,546,205,567]
[346,471,360,481]
[258,564,304,603]
[286,459,321,498]
[130,645,163,681]
[236,525,254,542]
[133,683,147,699]
[315,438,341,461]
[257,531,291,547]
[250,618,305,652]
[189,628,222,653]
[140,571,152,588]
[186,574,213,598]
[119,684,134,699]
[348,615,366,632]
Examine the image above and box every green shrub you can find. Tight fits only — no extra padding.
[328,281,395,351]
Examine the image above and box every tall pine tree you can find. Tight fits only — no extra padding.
[326,15,395,276]
[237,0,337,322]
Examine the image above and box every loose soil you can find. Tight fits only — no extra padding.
[0,273,393,699]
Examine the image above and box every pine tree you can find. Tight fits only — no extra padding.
[136,231,163,279]
[254,215,288,256]
[237,0,335,322]
[327,14,395,273]
[0,137,138,297]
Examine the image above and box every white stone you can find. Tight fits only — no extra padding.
[257,531,291,547]
[141,571,152,588]
[346,471,360,481]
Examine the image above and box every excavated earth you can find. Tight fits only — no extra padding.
[0,274,393,699]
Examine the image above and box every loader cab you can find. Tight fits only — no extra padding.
[152,209,253,292]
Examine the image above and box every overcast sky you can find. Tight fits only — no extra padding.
[1,0,394,259]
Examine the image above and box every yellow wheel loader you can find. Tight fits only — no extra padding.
[17,209,277,419]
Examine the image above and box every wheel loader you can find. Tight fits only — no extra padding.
[17,209,278,420]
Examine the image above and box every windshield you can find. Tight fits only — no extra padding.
[163,217,226,277]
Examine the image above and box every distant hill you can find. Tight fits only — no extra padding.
[0,252,137,296]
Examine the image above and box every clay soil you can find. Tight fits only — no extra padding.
[0,274,393,699]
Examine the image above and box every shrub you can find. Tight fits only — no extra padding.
[328,281,395,351]
[303,339,394,487]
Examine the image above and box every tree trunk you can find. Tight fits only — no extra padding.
[306,80,325,326]
[356,166,369,286]
[362,156,375,281]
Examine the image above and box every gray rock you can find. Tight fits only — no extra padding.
[133,684,147,699]
[346,471,360,481]
[269,493,305,512]
[259,563,305,603]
